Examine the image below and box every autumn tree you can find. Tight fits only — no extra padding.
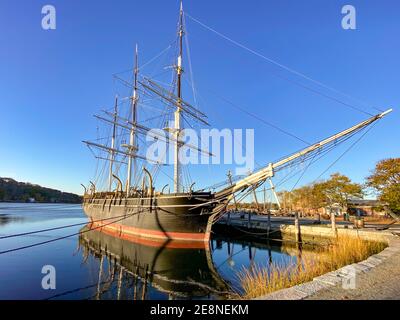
[291,186,311,215]
[366,158,400,214]
[278,173,362,219]
[289,185,323,216]
[320,173,363,213]
[308,182,326,217]
[277,190,293,213]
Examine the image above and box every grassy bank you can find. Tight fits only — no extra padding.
[237,235,387,299]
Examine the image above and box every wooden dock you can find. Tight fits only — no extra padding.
[216,211,321,231]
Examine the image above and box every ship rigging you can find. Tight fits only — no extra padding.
[81,1,392,245]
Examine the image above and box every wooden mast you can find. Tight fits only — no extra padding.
[108,95,118,191]
[174,0,184,193]
[126,44,139,195]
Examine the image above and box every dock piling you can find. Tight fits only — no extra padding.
[263,185,271,238]
[331,211,338,237]
[294,212,302,243]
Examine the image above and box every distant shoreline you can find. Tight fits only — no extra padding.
[0,200,82,205]
[0,177,82,204]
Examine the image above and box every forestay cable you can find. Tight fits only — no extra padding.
[185,13,377,116]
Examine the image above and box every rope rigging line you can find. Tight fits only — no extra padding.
[272,120,378,194]
[269,119,371,174]
[92,132,129,142]
[289,151,318,192]
[0,212,139,240]
[208,89,311,145]
[206,122,350,191]
[313,121,379,182]
[269,124,369,190]
[183,13,198,107]
[0,211,140,256]
[194,88,264,170]
[185,12,377,116]
[112,43,174,77]
[89,127,101,188]
[202,115,373,197]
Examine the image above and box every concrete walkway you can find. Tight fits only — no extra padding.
[254,231,400,300]
[307,241,400,300]
[222,213,400,300]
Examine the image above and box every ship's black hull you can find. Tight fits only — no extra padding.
[82,192,216,246]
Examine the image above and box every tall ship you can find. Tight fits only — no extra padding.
[82,1,392,246]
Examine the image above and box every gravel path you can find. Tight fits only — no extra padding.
[307,240,400,300]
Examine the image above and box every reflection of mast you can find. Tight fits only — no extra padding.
[174,0,184,193]
[133,266,139,300]
[141,265,149,300]
[79,225,230,299]
[96,254,104,300]
[126,45,139,194]
[117,267,124,300]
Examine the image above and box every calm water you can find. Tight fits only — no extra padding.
[0,203,300,300]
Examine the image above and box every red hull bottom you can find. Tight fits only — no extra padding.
[90,221,210,250]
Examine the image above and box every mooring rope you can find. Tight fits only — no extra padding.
[0,211,139,255]
[0,211,137,240]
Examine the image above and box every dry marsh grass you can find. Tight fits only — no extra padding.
[237,235,387,299]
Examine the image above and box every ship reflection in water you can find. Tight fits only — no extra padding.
[78,224,301,300]
[79,225,230,300]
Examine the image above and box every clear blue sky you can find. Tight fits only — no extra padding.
[0,0,399,195]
